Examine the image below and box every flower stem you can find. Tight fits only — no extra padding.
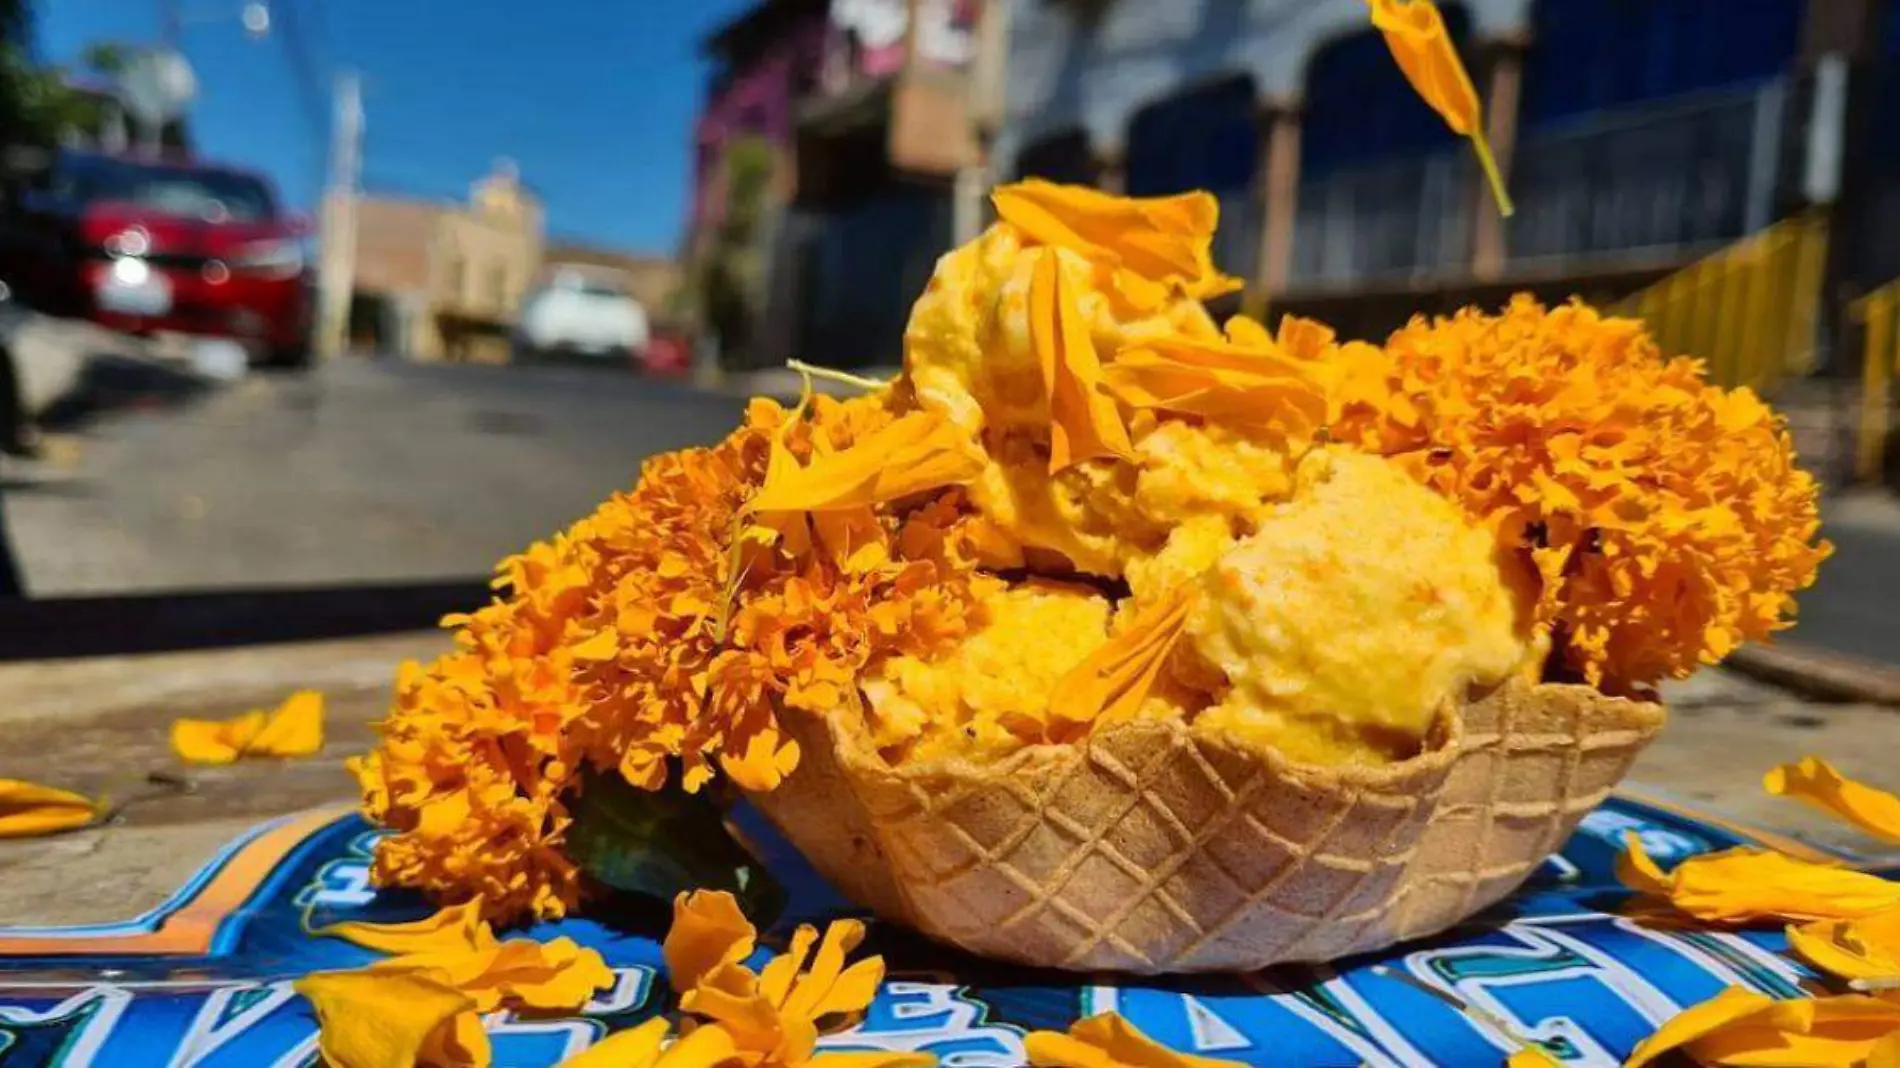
[1471,133,1514,218]
[786,359,892,393]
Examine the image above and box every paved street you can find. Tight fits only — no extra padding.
[1794,492,1900,668]
[1,355,744,595]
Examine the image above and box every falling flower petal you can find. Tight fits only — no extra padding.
[1618,835,1900,923]
[1030,249,1135,472]
[313,899,497,958]
[0,779,98,838]
[172,690,325,765]
[294,967,476,1068]
[1766,757,1900,844]
[1788,909,1900,985]
[1366,0,1511,215]
[1025,1012,1247,1068]
[1048,586,1195,740]
[992,179,1240,299]
[1625,986,1900,1068]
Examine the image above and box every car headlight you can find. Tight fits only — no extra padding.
[232,238,305,277]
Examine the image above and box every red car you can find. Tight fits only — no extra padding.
[0,150,313,367]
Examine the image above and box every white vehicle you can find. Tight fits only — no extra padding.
[512,268,649,365]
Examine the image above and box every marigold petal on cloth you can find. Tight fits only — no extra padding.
[172,689,325,765]
[1789,909,1900,984]
[0,779,98,838]
[1506,1048,1561,1067]
[473,935,616,1012]
[1766,757,1900,844]
[313,899,497,957]
[1625,986,1900,1068]
[1024,1012,1248,1068]
[1618,836,1900,923]
[559,1018,743,1068]
[1047,586,1194,740]
[665,889,759,994]
[1029,249,1135,472]
[991,179,1240,299]
[294,967,478,1068]
[808,1053,939,1067]
[1366,0,1511,215]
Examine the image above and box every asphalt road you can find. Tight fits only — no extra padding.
[1791,493,1900,668]
[1,357,745,595]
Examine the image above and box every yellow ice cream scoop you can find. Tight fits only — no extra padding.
[1188,448,1531,765]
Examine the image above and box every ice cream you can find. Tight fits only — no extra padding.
[1185,448,1532,765]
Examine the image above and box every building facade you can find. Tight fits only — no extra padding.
[685,0,985,371]
[995,0,1878,344]
[336,161,544,362]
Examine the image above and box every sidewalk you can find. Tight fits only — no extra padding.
[1,632,1895,927]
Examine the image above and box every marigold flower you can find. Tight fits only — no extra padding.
[1617,835,1900,923]
[1625,986,1900,1068]
[662,890,894,1067]
[1024,1012,1246,1067]
[1767,757,1900,844]
[172,689,324,765]
[1031,247,1136,472]
[1330,297,1828,691]
[357,396,996,922]
[0,779,98,838]
[1046,584,1194,740]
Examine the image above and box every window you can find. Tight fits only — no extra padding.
[55,153,279,222]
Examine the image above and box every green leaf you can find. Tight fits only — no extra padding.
[566,770,786,927]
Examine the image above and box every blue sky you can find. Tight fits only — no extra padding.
[34,0,759,254]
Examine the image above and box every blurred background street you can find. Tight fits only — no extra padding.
[0,0,1891,807]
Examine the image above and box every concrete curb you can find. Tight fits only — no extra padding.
[1724,642,1900,707]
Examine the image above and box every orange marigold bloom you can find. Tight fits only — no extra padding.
[1328,296,1829,690]
[358,393,996,922]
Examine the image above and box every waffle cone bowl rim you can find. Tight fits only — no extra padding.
[746,679,1668,975]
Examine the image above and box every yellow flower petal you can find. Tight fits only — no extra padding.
[419,1008,490,1068]
[782,919,871,1021]
[172,690,325,765]
[1025,1012,1247,1068]
[1628,989,1900,1067]
[809,1053,938,1067]
[1105,327,1333,439]
[1048,586,1195,741]
[1766,757,1900,845]
[664,890,758,994]
[1788,909,1900,984]
[314,899,496,957]
[0,779,98,838]
[249,689,325,757]
[1366,0,1512,215]
[294,967,476,1068]
[477,936,615,1012]
[1030,249,1135,473]
[1617,835,1900,923]
[746,411,983,515]
[560,1018,669,1068]
[991,179,1240,299]
[1506,1049,1560,1067]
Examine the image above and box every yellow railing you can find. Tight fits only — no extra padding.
[1853,280,1900,484]
[1612,214,1828,393]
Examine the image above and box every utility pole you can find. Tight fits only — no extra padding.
[316,71,362,361]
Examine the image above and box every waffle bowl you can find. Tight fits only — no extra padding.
[747,678,1666,974]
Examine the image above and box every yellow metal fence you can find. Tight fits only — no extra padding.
[1854,281,1900,484]
[1612,214,1828,394]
